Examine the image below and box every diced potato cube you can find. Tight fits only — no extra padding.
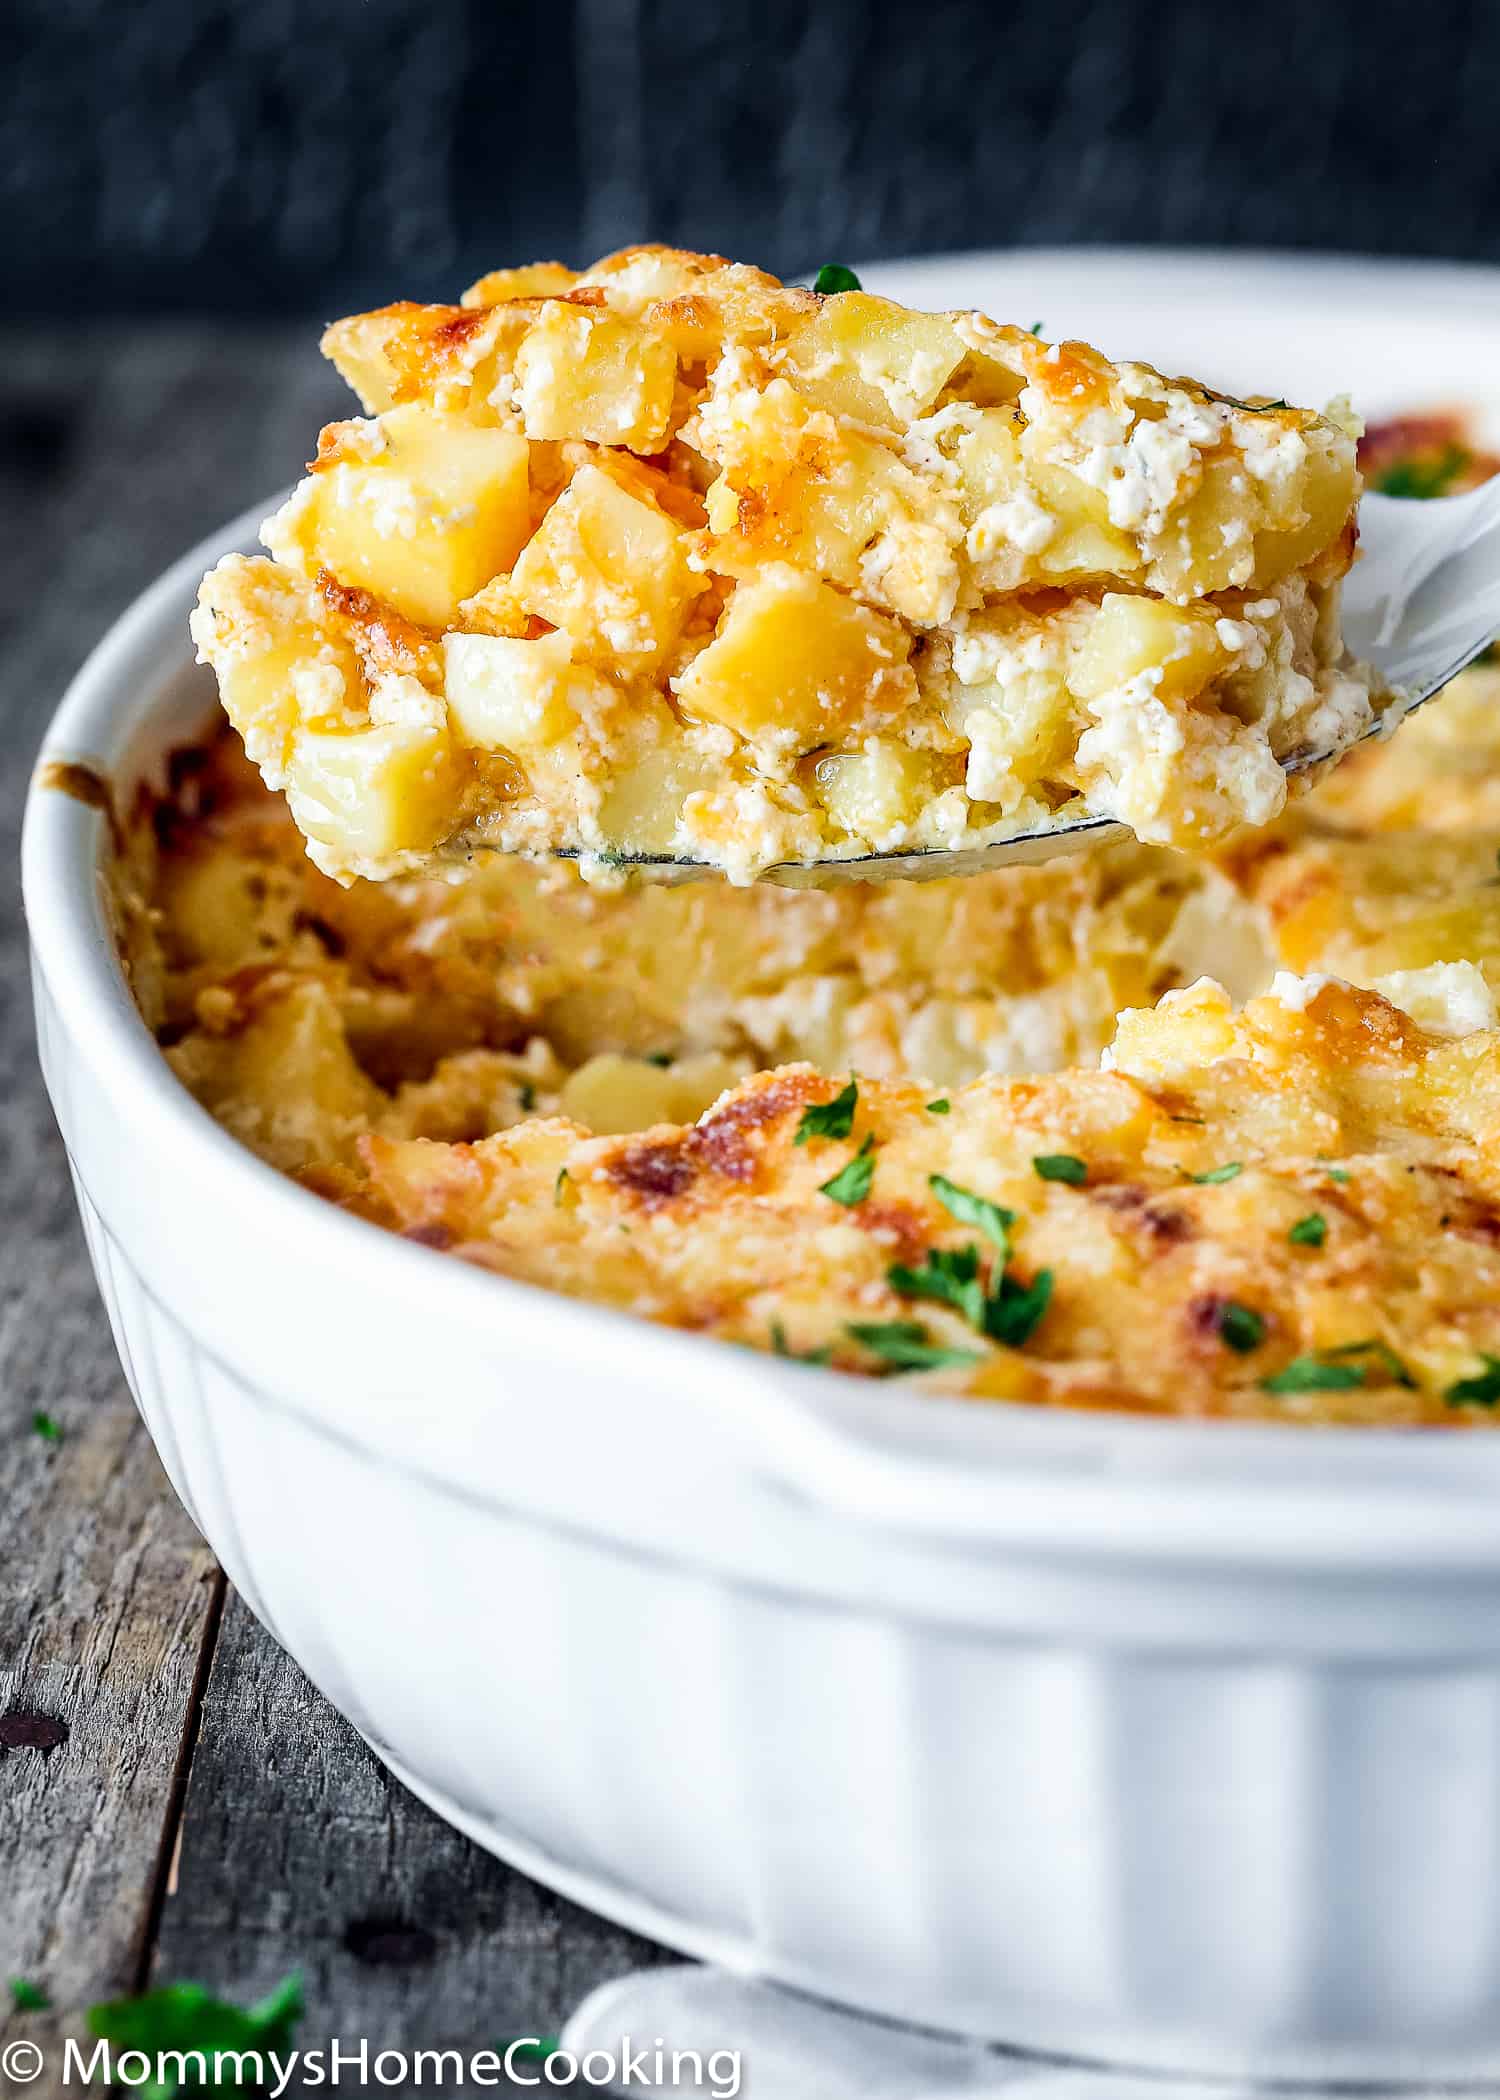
[1068,594,1230,704]
[597,744,721,852]
[703,392,908,587]
[444,630,601,754]
[1028,464,1141,579]
[287,715,459,867]
[674,566,912,742]
[270,403,532,632]
[952,409,1025,524]
[558,1051,746,1134]
[515,305,677,452]
[512,464,699,668]
[1147,454,1260,597]
[779,293,965,429]
[190,556,363,787]
[1251,437,1359,584]
[320,302,524,415]
[814,743,933,836]
[461,262,577,309]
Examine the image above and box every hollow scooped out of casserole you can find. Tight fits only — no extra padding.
[190,246,1376,886]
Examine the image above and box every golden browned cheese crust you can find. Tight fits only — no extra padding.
[189,245,1373,884]
[355,980,1500,1425]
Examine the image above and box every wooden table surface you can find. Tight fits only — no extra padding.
[0,330,666,2097]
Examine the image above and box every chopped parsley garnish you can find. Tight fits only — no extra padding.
[1324,1166,1351,1184]
[646,1051,673,1068]
[888,1244,986,1329]
[9,1978,48,2012]
[819,1133,876,1206]
[925,1098,951,1115]
[929,1174,1014,1253]
[1324,1337,1415,1387]
[1216,1301,1265,1354]
[87,1974,304,2090]
[1028,319,1044,336]
[814,263,862,295]
[1188,1161,1243,1185]
[846,1321,982,1372]
[518,1082,536,1112]
[795,1077,858,1144]
[893,1186,1053,1349]
[1261,1338,1414,1395]
[770,1320,835,1367]
[1446,1354,1500,1408]
[983,1266,1054,1347]
[1371,444,1470,500]
[30,1412,61,1445]
[504,2038,564,2066]
[554,1166,571,1205]
[1033,1153,1087,1186]
[1260,1355,1367,1394]
[1288,1212,1327,1248]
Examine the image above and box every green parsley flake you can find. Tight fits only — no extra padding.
[1288,1213,1327,1248]
[1033,1153,1087,1186]
[819,1133,876,1206]
[925,1098,951,1115]
[1189,1161,1243,1185]
[846,1321,981,1372]
[888,1245,986,1330]
[813,263,862,295]
[87,1974,304,2084]
[983,1267,1053,1347]
[646,1051,673,1068]
[929,1174,1014,1253]
[1216,1302,1265,1354]
[770,1321,834,1367]
[1260,1355,1367,1395]
[1324,1166,1351,1185]
[795,1077,857,1144]
[554,1166,571,1205]
[1371,444,1470,500]
[1261,1338,1414,1395]
[9,1979,49,2012]
[518,1082,536,1112]
[1446,1355,1500,1408]
[30,1412,61,1445]
[1028,319,1044,336]
[1323,1337,1415,1387]
[504,2038,564,2065]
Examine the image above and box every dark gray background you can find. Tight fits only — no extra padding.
[8,0,1500,319]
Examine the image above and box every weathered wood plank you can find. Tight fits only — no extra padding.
[150,1592,667,2094]
[0,330,667,2090]
[0,331,357,2085]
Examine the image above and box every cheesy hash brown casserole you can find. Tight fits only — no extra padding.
[190,247,1377,885]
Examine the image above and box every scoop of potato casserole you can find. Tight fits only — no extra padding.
[190,246,1375,885]
[110,388,1496,1425]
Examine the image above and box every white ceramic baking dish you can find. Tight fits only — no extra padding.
[24,253,1500,2082]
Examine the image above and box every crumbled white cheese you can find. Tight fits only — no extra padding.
[1267,970,1345,1012]
[1077,415,1197,536]
[966,487,1056,560]
[1371,962,1499,1038]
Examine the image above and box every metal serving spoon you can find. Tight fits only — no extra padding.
[554,481,1500,888]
